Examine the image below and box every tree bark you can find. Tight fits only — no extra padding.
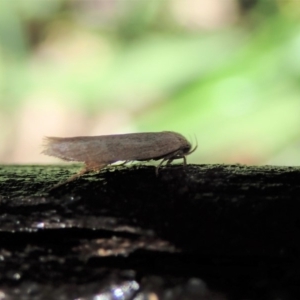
[0,164,299,299]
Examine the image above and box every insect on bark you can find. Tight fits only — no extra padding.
[42,131,196,188]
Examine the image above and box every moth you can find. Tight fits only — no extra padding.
[42,131,196,187]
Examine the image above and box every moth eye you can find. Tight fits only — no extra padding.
[183,145,191,152]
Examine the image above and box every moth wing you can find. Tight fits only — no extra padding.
[42,132,190,164]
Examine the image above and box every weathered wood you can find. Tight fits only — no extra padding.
[0,164,299,299]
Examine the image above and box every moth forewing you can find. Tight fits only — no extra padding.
[42,131,194,188]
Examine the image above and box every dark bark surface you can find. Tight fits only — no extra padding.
[0,163,300,299]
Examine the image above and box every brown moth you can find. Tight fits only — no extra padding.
[42,131,196,187]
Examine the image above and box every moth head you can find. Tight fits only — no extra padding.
[179,136,197,156]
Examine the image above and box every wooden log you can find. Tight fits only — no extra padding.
[0,164,299,299]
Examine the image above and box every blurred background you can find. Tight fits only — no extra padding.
[1,0,300,165]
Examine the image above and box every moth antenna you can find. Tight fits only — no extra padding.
[188,136,198,155]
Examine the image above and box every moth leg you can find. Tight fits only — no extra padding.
[171,155,186,168]
[48,167,88,191]
[166,159,174,166]
[155,158,168,176]
[156,153,183,176]
[60,167,90,184]
[118,160,131,166]
[48,163,107,191]
[156,154,189,176]
[168,152,187,166]
[84,162,108,173]
[156,148,191,176]
[177,155,187,172]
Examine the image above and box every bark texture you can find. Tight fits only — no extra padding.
[0,164,300,299]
